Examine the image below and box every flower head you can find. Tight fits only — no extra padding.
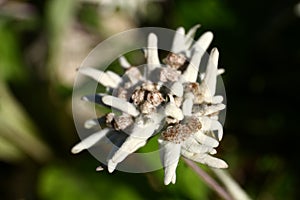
[71,25,227,184]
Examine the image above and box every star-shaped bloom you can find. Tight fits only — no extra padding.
[71,25,227,184]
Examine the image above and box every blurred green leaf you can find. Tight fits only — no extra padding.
[173,0,236,29]
[46,0,76,37]
[38,164,143,200]
[0,20,27,81]
[0,82,52,163]
[78,3,100,30]
[0,135,24,162]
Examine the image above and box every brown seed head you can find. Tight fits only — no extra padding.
[163,53,186,69]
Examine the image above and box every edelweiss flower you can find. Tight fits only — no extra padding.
[71,25,228,185]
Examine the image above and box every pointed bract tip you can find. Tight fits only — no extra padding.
[71,146,82,154]
[96,166,104,171]
[107,160,117,173]
[193,31,214,53]
[218,68,225,75]
[217,160,228,169]
[164,173,176,185]
[204,31,214,38]
[81,96,89,101]
[148,33,158,45]
[211,47,219,57]
[171,174,176,184]
[84,119,98,129]
[119,56,131,69]
[164,178,171,185]
[176,27,185,34]
[192,24,201,29]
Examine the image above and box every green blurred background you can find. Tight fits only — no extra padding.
[0,0,299,199]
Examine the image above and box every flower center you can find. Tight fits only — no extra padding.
[130,82,165,114]
[162,116,202,144]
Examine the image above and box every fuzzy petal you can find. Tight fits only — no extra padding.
[200,117,223,141]
[164,162,178,185]
[96,166,104,171]
[181,149,228,168]
[181,137,215,154]
[202,48,219,98]
[78,67,118,88]
[71,128,110,154]
[107,136,147,172]
[106,71,122,85]
[119,56,131,69]
[125,67,143,85]
[159,139,181,185]
[130,117,162,138]
[210,120,223,141]
[181,50,201,82]
[193,131,219,147]
[147,33,160,72]
[193,31,213,53]
[107,160,118,173]
[102,95,140,117]
[203,104,226,116]
[106,114,162,172]
[209,149,217,155]
[184,24,201,49]
[217,68,225,75]
[171,27,186,53]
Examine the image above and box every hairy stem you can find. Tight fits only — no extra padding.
[183,158,233,200]
[212,169,252,200]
